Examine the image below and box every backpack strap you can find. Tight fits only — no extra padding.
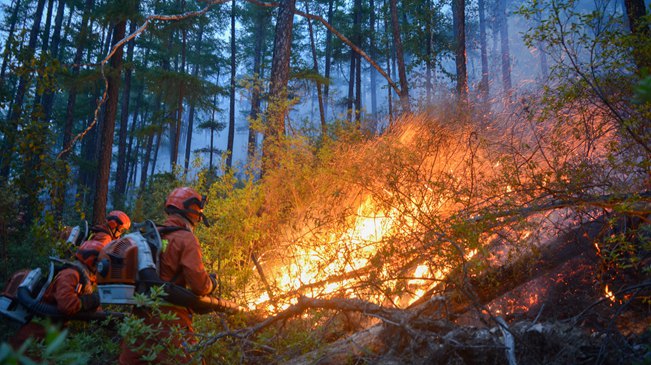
[157,225,191,235]
[155,225,191,284]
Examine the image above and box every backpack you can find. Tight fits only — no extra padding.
[96,220,240,314]
[0,258,91,325]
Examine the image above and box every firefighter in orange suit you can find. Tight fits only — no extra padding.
[11,240,103,347]
[86,210,131,247]
[119,187,217,365]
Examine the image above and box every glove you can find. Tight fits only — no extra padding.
[209,273,218,294]
[79,292,100,312]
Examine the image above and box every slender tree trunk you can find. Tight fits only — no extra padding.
[478,0,489,106]
[452,0,468,103]
[248,7,268,163]
[209,94,218,171]
[114,20,138,209]
[172,3,186,168]
[624,0,650,70]
[354,0,362,126]
[263,0,296,175]
[499,0,512,100]
[323,0,334,118]
[61,0,93,161]
[346,49,355,123]
[305,1,325,137]
[0,0,22,83]
[0,0,47,180]
[389,0,410,114]
[369,0,378,117]
[226,0,236,170]
[425,6,434,105]
[92,19,126,225]
[384,11,393,125]
[41,0,54,53]
[30,0,54,109]
[151,128,162,177]
[185,22,204,172]
[41,0,67,124]
[139,97,160,191]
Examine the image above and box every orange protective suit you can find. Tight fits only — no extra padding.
[119,214,214,365]
[85,225,115,247]
[11,265,95,348]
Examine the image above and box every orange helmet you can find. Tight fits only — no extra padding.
[107,210,131,239]
[165,187,209,226]
[75,240,105,270]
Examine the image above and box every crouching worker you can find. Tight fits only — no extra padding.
[10,240,104,348]
[119,187,218,365]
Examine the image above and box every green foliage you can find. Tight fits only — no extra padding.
[0,320,92,365]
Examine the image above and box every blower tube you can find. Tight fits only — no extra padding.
[138,268,241,314]
[16,287,124,321]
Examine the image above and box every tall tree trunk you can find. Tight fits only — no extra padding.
[369,0,378,117]
[114,19,138,210]
[499,0,512,100]
[354,0,362,126]
[346,49,355,123]
[247,6,268,163]
[172,3,187,169]
[624,0,650,70]
[263,0,296,175]
[305,1,326,137]
[139,96,160,192]
[61,0,93,161]
[31,0,54,109]
[389,0,410,114]
[0,0,47,181]
[0,0,22,83]
[151,128,162,177]
[323,0,334,118]
[92,19,126,225]
[452,0,468,103]
[384,11,393,125]
[41,0,67,124]
[209,94,218,171]
[41,0,54,53]
[184,22,204,172]
[226,0,236,170]
[478,0,489,106]
[425,1,435,105]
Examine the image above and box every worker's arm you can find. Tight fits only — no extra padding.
[180,235,215,296]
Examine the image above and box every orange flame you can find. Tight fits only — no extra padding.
[604,285,616,302]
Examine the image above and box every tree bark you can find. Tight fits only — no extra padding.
[478,0,489,106]
[172,2,187,168]
[227,0,236,170]
[499,0,512,100]
[41,0,67,124]
[92,19,126,225]
[0,0,22,83]
[0,0,47,180]
[114,19,138,210]
[263,0,296,175]
[369,0,378,117]
[389,0,410,114]
[354,0,362,126]
[624,0,650,70]
[452,0,468,104]
[185,22,205,172]
[323,0,334,118]
[247,5,268,163]
[305,1,326,137]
